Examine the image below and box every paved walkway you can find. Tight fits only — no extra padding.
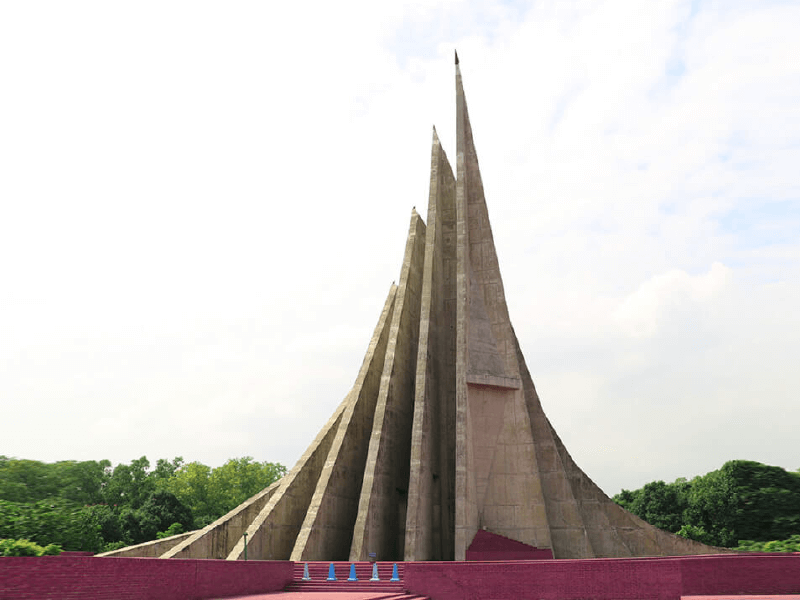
[217,593,422,600]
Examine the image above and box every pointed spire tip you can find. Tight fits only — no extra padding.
[454,49,459,65]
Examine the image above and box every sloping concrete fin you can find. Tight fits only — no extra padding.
[550,420,721,557]
[98,529,197,558]
[350,211,427,561]
[228,283,399,561]
[513,337,595,559]
[290,281,401,561]
[160,478,283,559]
[405,128,457,561]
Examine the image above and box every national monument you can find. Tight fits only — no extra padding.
[104,55,722,563]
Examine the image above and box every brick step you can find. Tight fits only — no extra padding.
[293,573,404,580]
[293,561,404,568]
[286,592,427,600]
[289,579,403,590]
[292,568,403,579]
[286,583,405,591]
[293,562,404,581]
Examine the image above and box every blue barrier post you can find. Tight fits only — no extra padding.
[327,563,337,581]
[391,563,400,581]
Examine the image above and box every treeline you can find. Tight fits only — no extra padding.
[0,455,286,553]
[613,460,800,550]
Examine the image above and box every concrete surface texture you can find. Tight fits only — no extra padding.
[104,58,725,562]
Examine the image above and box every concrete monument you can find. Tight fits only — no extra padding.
[103,55,723,562]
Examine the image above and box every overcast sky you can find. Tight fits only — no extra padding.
[1,0,798,496]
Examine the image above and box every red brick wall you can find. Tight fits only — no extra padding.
[0,556,293,600]
[3,552,799,600]
[681,554,800,597]
[404,554,800,600]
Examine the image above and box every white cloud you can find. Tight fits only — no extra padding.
[613,262,732,338]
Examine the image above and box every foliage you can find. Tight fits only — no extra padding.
[737,534,800,552]
[162,457,286,526]
[100,540,128,553]
[134,490,193,544]
[0,498,102,552]
[676,524,717,546]
[0,454,286,553]
[628,480,688,533]
[614,460,800,548]
[0,538,62,556]
[156,522,185,539]
[102,456,155,509]
[0,456,109,505]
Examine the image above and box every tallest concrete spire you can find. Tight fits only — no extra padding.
[454,54,550,560]
[104,58,725,563]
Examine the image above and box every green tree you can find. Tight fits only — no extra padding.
[0,456,110,505]
[0,454,286,550]
[726,460,800,542]
[152,457,184,485]
[3,498,102,552]
[682,467,737,546]
[207,457,286,516]
[615,460,800,548]
[0,539,62,556]
[0,500,25,539]
[134,490,193,543]
[52,460,110,505]
[0,457,60,502]
[163,461,213,525]
[613,488,640,512]
[738,534,800,552]
[156,522,185,539]
[102,456,154,509]
[84,504,127,547]
[628,480,688,533]
[163,457,286,527]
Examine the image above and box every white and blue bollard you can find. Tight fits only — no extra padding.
[302,562,310,581]
[370,562,380,581]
